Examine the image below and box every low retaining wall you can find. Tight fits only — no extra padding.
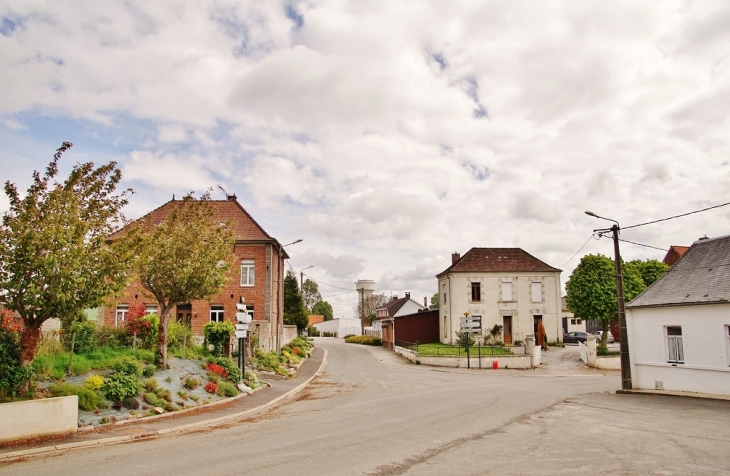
[581,337,620,369]
[0,396,78,443]
[595,356,620,370]
[395,346,534,369]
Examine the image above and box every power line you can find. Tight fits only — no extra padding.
[559,235,595,269]
[322,290,358,299]
[302,274,355,291]
[623,201,730,230]
[617,238,667,251]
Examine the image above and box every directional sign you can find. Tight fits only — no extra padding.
[236,323,248,331]
[235,329,247,339]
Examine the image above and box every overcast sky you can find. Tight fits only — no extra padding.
[2,1,729,317]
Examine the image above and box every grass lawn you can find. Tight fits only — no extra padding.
[414,343,514,356]
[32,348,155,379]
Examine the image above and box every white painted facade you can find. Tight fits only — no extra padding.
[438,271,562,345]
[561,309,587,335]
[313,317,363,337]
[626,303,730,396]
[393,300,425,317]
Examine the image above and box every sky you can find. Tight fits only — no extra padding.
[1,1,730,318]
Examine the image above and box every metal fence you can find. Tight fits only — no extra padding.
[395,340,525,356]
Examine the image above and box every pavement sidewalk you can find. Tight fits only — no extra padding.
[0,347,326,461]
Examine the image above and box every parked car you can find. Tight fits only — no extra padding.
[563,332,591,344]
[594,330,615,343]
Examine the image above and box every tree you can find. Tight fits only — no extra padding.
[353,293,390,323]
[565,254,645,346]
[133,193,234,368]
[301,278,322,312]
[284,270,308,332]
[0,142,137,372]
[625,259,669,288]
[429,293,439,310]
[312,300,334,321]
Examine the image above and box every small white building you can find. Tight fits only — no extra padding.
[312,317,363,338]
[561,297,586,335]
[437,248,562,345]
[626,235,730,396]
[372,292,427,332]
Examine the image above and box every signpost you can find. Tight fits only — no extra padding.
[236,302,253,375]
[460,313,482,369]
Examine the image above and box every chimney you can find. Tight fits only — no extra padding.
[405,292,410,300]
[452,252,460,264]
[392,295,398,302]
[424,296,428,307]
[698,235,709,241]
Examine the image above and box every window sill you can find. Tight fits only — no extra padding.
[240,284,255,287]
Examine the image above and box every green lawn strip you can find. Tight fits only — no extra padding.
[33,348,155,379]
[414,343,513,356]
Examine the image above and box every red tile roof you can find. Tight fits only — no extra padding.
[437,248,560,276]
[662,245,689,266]
[109,197,279,245]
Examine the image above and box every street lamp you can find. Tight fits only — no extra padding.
[300,265,314,293]
[585,210,632,390]
[283,239,303,247]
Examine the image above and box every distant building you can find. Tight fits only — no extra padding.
[662,245,689,266]
[437,248,562,345]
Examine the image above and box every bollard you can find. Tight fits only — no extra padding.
[492,360,499,370]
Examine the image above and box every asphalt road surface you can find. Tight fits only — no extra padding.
[3,340,729,475]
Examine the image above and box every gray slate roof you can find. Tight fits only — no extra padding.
[627,234,730,308]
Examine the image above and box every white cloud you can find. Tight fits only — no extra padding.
[2,0,730,315]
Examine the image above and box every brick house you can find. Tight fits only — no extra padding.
[437,248,562,345]
[103,195,289,352]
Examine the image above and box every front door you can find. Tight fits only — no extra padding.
[503,316,512,345]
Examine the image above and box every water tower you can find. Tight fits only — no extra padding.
[355,279,375,330]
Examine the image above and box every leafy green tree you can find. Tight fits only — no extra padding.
[284,270,308,332]
[625,259,669,287]
[301,278,322,312]
[0,142,137,372]
[132,193,234,368]
[312,300,334,321]
[565,254,645,345]
[430,293,439,310]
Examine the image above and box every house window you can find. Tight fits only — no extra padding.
[471,282,481,302]
[666,326,684,364]
[442,283,447,304]
[531,281,543,303]
[145,304,158,315]
[210,305,225,323]
[240,260,255,287]
[115,304,129,327]
[726,326,730,367]
[501,282,513,301]
[571,318,577,325]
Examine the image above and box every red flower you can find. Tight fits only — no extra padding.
[206,363,228,378]
[204,382,218,394]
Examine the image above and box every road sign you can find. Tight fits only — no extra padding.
[235,329,247,339]
[236,323,248,331]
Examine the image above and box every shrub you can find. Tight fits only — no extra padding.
[217,381,238,398]
[243,371,258,386]
[122,396,140,410]
[202,321,235,357]
[208,357,241,384]
[110,356,143,377]
[0,326,31,398]
[206,362,228,378]
[142,364,157,378]
[64,320,97,354]
[342,334,355,340]
[48,383,104,411]
[597,343,609,356]
[94,326,129,348]
[143,392,165,407]
[182,375,201,390]
[454,331,476,348]
[142,378,159,393]
[84,374,105,392]
[168,321,193,351]
[204,382,218,394]
[344,335,382,346]
[103,372,141,402]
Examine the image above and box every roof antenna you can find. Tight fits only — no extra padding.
[218,185,236,200]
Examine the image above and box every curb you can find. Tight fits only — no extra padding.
[0,348,328,462]
[616,388,730,402]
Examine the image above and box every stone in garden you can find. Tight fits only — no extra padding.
[237,384,253,394]
[153,407,164,414]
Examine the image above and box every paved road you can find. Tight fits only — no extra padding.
[3,339,729,475]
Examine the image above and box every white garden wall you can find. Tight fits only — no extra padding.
[0,396,77,443]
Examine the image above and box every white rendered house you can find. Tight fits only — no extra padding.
[437,248,562,345]
[626,235,730,396]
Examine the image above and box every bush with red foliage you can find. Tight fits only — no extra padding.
[0,308,23,334]
[204,382,218,394]
[206,362,228,378]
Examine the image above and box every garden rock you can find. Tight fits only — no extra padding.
[153,407,164,414]
[237,384,253,394]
